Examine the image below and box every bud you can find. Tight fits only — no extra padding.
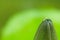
[34,19,57,40]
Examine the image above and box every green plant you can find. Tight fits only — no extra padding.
[2,9,60,40]
[34,19,57,40]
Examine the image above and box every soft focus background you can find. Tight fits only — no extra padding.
[0,0,60,40]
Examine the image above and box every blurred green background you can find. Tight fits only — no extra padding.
[0,0,60,40]
[0,0,60,28]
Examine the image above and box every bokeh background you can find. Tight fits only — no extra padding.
[0,0,60,40]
